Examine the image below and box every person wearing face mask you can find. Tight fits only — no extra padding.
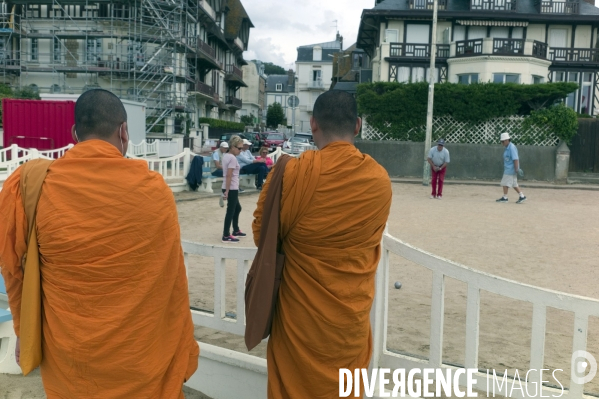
[0,89,199,398]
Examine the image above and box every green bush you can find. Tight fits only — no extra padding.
[0,85,41,127]
[357,82,578,141]
[522,103,579,144]
[198,117,245,131]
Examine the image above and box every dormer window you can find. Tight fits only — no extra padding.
[313,46,322,61]
[276,83,283,91]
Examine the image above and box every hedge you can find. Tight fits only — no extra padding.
[199,117,245,131]
[357,82,579,141]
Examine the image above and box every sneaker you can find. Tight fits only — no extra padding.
[239,188,245,193]
[219,194,225,208]
[496,197,508,203]
[516,196,527,204]
[437,195,442,199]
[430,195,436,199]
[232,230,247,238]
[222,235,239,243]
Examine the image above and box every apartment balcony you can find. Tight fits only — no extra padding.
[452,38,552,59]
[233,37,244,52]
[409,0,447,10]
[471,0,517,11]
[307,79,325,91]
[224,64,247,87]
[537,0,579,14]
[548,47,599,65]
[492,39,524,55]
[455,39,484,56]
[388,43,450,59]
[226,96,242,110]
[199,0,217,20]
[188,80,215,101]
[186,38,222,70]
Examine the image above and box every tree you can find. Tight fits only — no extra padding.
[260,61,286,76]
[240,113,255,126]
[266,103,285,128]
[0,85,41,128]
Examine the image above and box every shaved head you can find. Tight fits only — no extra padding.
[75,89,127,139]
[312,90,358,137]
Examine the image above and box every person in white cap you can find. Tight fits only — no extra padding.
[497,132,526,204]
[237,138,268,190]
[427,138,450,199]
[211,141,229,177]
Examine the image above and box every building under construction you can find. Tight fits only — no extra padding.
[0,0,252,137]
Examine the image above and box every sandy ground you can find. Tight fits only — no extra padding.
[2,182,599,397]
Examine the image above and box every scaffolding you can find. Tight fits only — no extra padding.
[0,0,235,137]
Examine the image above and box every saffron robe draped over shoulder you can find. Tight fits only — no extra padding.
[0,140,199,399]
[253,141,392,399]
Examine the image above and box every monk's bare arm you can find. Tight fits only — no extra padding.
[0,170,28,336]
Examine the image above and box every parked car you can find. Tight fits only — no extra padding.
[283,135,315,154]
[245,131,267,151]
[263,132,286,151]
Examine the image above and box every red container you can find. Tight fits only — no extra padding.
[2,99,76,150]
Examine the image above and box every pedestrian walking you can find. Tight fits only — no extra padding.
[427,139,450,199]
[496,132,526,204]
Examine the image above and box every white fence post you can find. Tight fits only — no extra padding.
[183,148,191,178]
[10,144,18,160]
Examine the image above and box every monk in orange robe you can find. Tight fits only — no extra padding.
[0,89,199,398]
[253,90,392,398]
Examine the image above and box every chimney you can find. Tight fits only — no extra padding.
[288,69,294,86]
[336,32,343,51]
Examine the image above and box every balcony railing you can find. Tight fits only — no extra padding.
[492,39,524,55]
[197,39,216,59]
[471,0,517,11]
[389,43,450,58]
[195,81,214,97]
[307,79,324,89]
[409,0,447,9]
[532,41,548,59]
[199,0,216,19]
[455,39,484,56]
[538,0,579,14]
[548,47,599,63]
[226,96,242,109]
[225,64,243,80]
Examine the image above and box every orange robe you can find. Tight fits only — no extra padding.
[253,141,392,398]
[0,140,199,398]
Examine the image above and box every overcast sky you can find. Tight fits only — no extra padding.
[242,0,373,70]
[242,0,599,70]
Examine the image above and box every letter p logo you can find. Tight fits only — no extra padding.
[571,350,597,385]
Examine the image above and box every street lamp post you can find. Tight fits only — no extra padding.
[423,0,439,186]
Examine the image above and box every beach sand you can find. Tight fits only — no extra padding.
[2,182,598,397]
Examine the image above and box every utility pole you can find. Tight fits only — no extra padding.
[423,0,439,186]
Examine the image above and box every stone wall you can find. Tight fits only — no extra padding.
[355,140,556,181]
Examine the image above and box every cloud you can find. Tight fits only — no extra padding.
[241,0,374,66]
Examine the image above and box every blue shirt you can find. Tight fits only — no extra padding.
[237,149,255,168]
[503,142,519,175]
[427,147,450,167]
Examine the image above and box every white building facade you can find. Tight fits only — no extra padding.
[295,35,342,132]
[0,0,253,138]
[358,0,599,115]
[240,61,266,125]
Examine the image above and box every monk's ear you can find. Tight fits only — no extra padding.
[309,116,317,133]
[354,117,362,137]
[71,125,78,143]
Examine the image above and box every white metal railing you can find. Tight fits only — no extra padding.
[39,144,74,159]
[141,147,191,182]
[127,140,158,158]
[182,230,599,399]
[0,145,69,179]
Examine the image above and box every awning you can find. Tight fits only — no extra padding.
[456,20,528,27]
